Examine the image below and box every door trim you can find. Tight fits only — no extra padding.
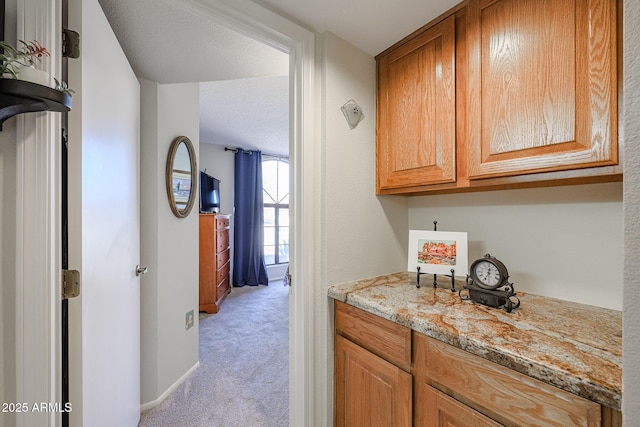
[14,1,63,426]
[162,1,320,425]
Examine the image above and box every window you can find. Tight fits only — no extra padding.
[263,158,289,265]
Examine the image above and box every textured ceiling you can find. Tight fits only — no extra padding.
[97,0,289,83]
[98,0,461,157]
[255,0,461,56]
[199,76,289,156]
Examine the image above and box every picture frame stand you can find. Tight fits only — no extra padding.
[414,221,457,292]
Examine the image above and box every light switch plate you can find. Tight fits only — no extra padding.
[185,310,194,330]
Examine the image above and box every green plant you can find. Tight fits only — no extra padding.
[1,40,73,96]
[0,40,50,78]
[54,78,75,96]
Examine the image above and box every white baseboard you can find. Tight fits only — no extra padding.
[140,361,201,413]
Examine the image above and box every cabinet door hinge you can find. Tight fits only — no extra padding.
[62,29,80,58]
[62,269,80,299]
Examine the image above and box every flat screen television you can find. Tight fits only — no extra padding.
[200,171,220,213]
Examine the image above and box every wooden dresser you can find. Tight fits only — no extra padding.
[199,213,231,313]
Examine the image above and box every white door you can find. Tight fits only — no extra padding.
[67,0,141,425]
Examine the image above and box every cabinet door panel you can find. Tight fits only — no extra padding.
[467,0,617,179]
[377,15,456,190]
[335,335,412,427]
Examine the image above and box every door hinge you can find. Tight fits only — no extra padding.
[62,127,68,148]
[62,29,80,58]
[62,269,80,299]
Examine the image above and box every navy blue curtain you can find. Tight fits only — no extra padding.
[233,150,269,287]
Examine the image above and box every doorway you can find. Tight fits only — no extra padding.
[98,0,317,424]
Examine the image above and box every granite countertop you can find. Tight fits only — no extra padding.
[328,272,622,410]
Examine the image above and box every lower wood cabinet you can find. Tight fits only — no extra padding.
[417,384,500,427]
[334,301,412,427]
[335,335,412,427]
[413,333,600,427]
[333,301,621,427]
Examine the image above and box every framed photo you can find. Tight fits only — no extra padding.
[408,230,468,277]
[172,170,192,207]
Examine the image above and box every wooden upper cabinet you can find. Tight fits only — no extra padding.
[466,0,618,179]
[377,15,456,191]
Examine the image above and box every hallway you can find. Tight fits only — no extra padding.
[139,282,289,427]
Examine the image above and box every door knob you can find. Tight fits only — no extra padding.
[136,265,149,276]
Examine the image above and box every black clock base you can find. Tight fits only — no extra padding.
[460,282,521,313]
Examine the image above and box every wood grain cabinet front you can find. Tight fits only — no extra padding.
[417,384,501,427]
[466,0,618,180]
[199,213,231,313]
[413,332,602,427]
[334,335,412,427]
[333,301,621,427]
[375,0,620,195]
[334,301,412,426]
[377,15,457,192]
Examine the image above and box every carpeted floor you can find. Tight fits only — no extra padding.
[139,282,289,427]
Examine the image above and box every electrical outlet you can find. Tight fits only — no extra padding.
[185,310,194,330]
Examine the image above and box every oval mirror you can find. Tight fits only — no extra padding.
[166,136,197,218]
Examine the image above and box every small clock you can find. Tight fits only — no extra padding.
[469,254,510,290]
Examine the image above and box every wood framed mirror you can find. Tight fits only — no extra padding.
[166,136,197,218]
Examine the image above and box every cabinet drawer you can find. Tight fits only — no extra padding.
[334,301,411,372]
[416,383,501,427]
[216,247,230,269]
[216,260,230,285]
[414,333,601,426]
[216,230,229,253]
[217,275,230,299]
[216,215,229,229]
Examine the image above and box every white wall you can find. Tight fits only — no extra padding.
[409,183,623,310]
[623,0,640,421]
[139,79,200,406]
[322,33,409,285]
[318,31,409,425]
[198,143,234,215]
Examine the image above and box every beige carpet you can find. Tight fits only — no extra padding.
[139,282,289,427]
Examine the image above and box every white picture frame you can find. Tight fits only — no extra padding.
[408,230,468,277]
